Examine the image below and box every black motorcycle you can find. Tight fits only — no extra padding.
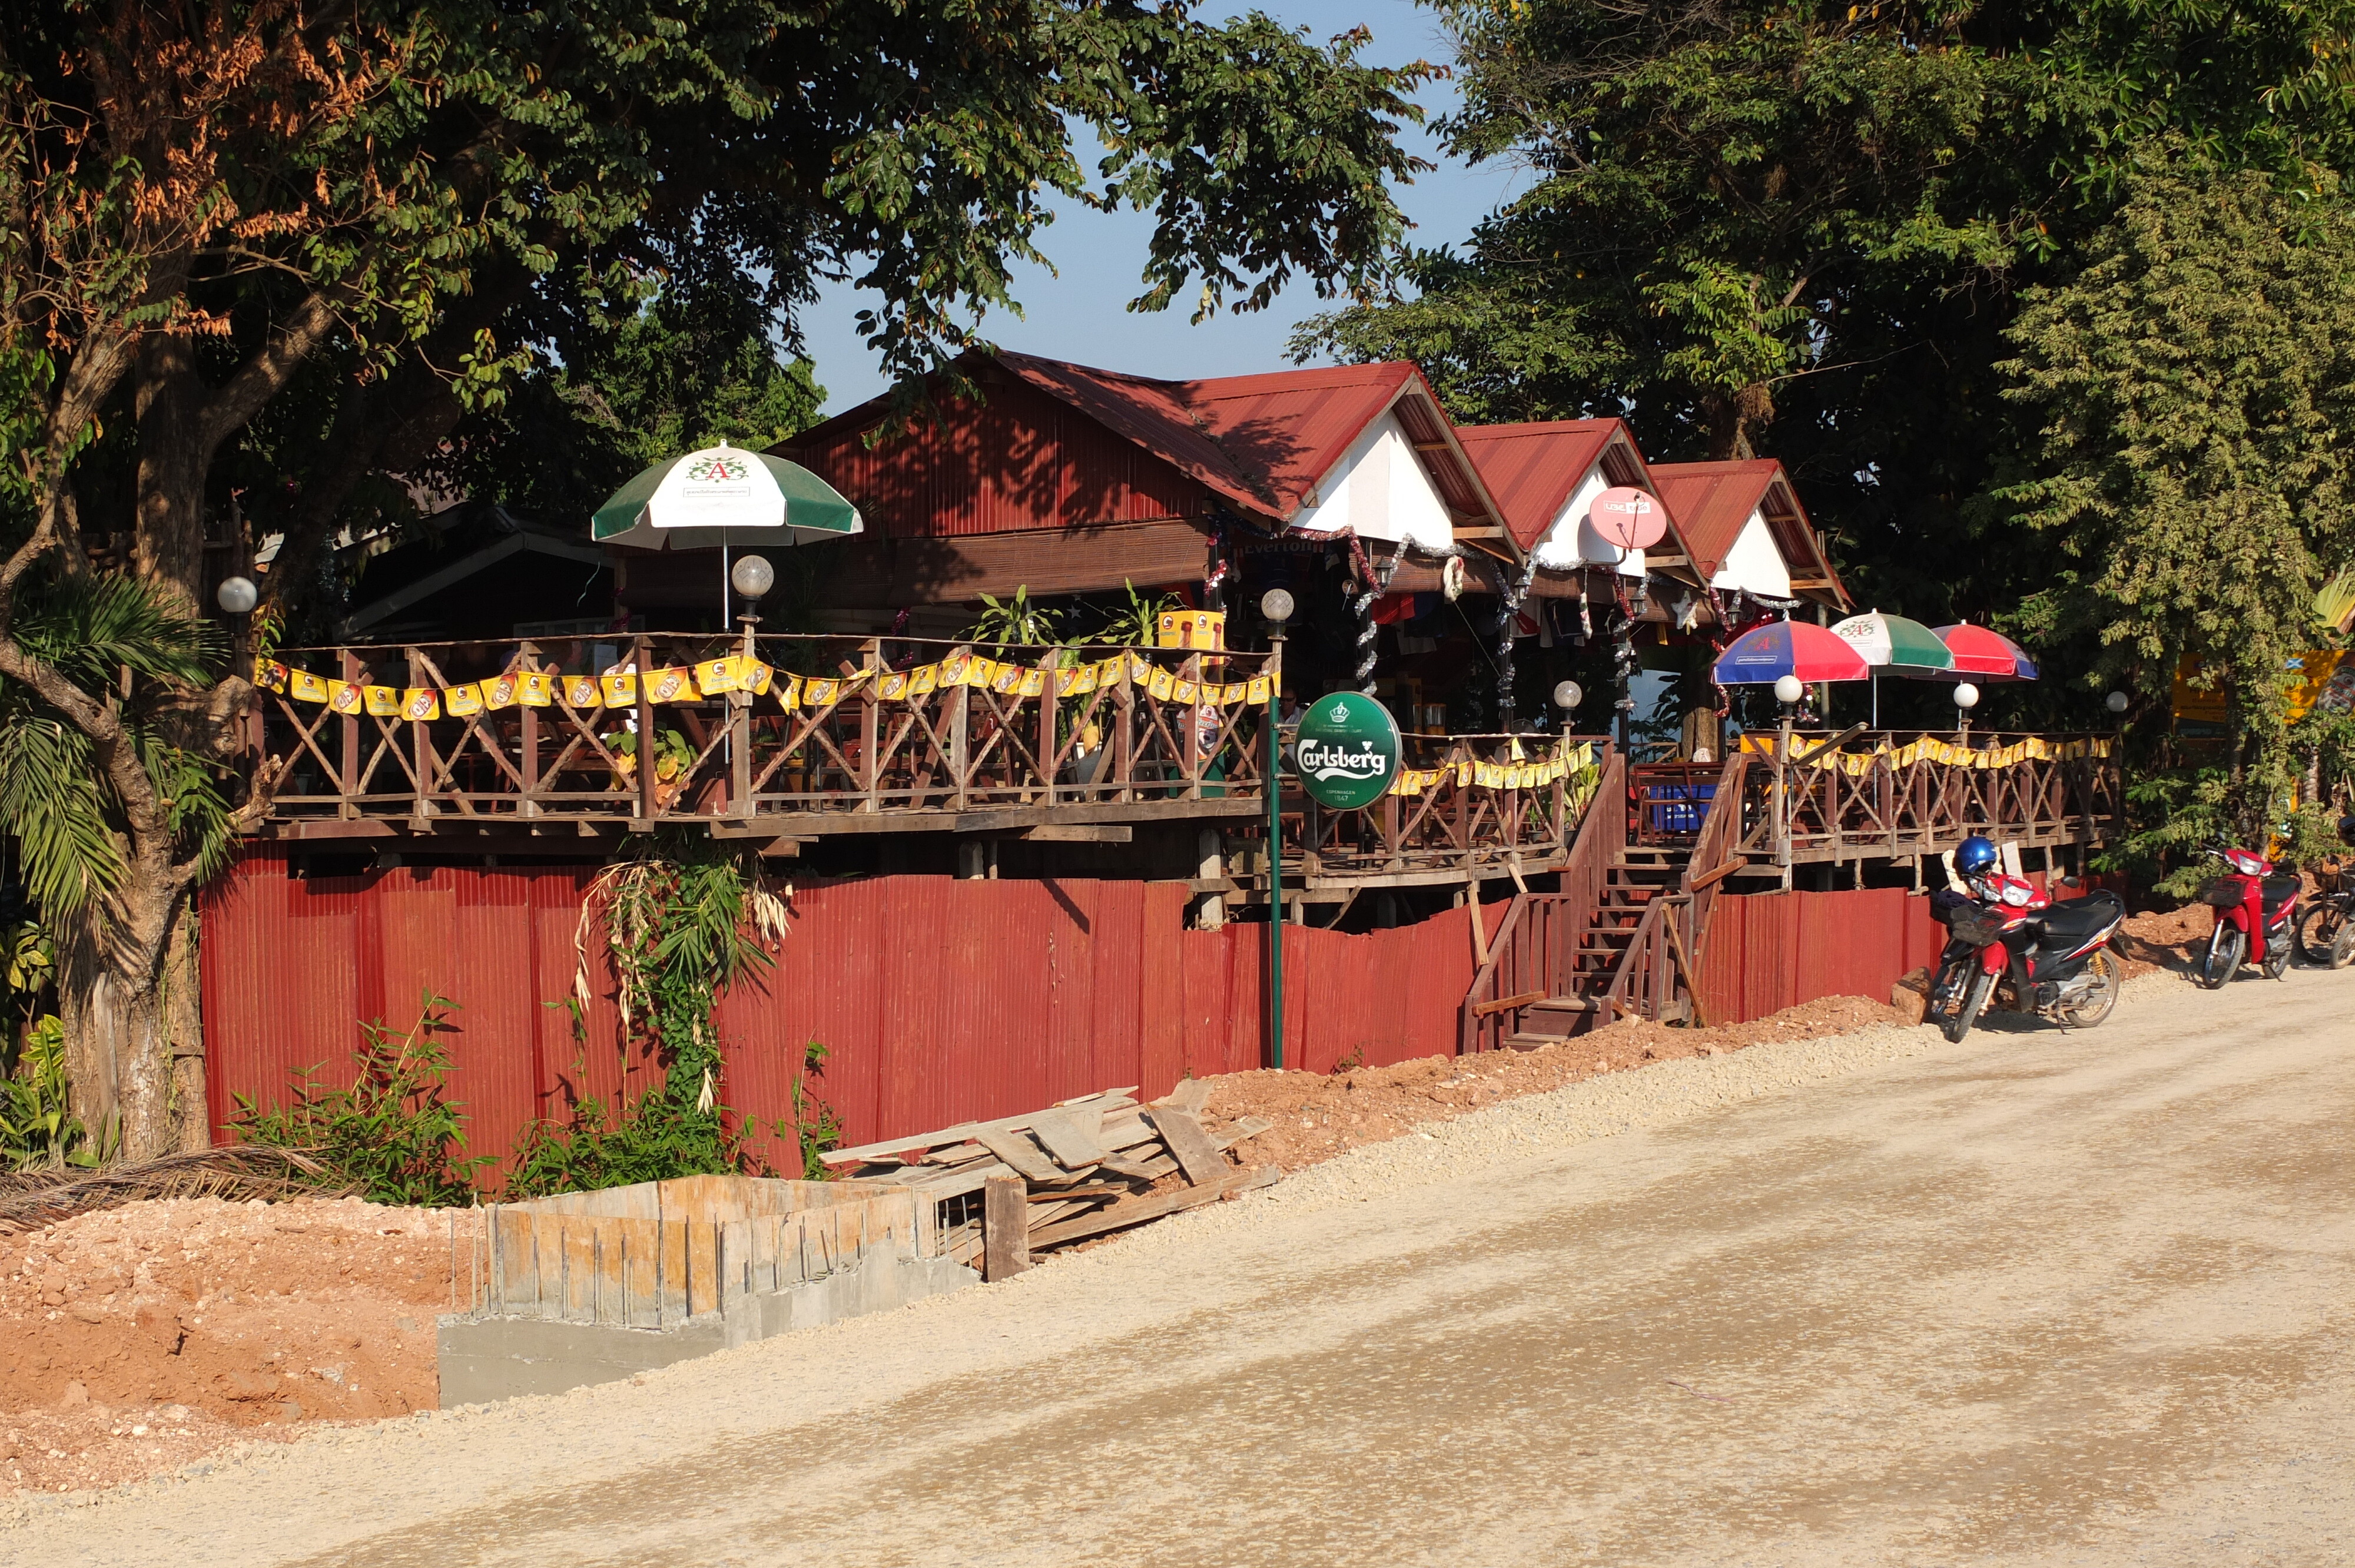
[1927,879,2128,1044]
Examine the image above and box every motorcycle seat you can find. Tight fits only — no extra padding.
[2035,890,2124,948]
[2261,875,2301,917]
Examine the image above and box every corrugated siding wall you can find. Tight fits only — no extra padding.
[784,376,1216,538]
[1691,876,2113,1026]
[202,855,1475,1171]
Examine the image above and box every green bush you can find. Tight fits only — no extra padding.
[229,992,488,1206]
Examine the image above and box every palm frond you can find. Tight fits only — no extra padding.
[12,572,220,690]
[0,691,122,918]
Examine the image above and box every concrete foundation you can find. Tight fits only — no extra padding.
[439,1251,979,1405]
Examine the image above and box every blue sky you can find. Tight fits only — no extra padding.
[795,0,1526,413]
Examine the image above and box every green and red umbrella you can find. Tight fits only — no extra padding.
[1711,619,1870,685]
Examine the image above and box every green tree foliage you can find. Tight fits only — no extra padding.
[0,0,1434,1160]
[1997,151,2355,862]
[1302,0,2355,627]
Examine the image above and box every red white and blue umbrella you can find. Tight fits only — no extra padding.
[1711,620,1870,685]
[1934,622,2038,681]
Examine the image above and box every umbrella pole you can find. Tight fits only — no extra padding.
[1871,669,1879,730]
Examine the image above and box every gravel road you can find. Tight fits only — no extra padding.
[14,964,2354,1567]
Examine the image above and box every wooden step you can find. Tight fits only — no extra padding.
[1525,996,1599,1015]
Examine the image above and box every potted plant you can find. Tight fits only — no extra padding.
[606,728,696,810]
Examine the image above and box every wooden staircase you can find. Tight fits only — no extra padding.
[1461,752,1752,1052]
[1504,846,1691,1045]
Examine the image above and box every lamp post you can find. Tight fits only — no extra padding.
[1554,680,1582,723]
[216,576,258,616]
[1954,680,1981,738]
[1260,587,1293,1071]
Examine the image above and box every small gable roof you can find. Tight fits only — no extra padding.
[999,351,1504,538]
[1453,419,1661,555]
[1648,459,1850,609]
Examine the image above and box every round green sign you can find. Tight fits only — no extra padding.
[1292,691,1401,809]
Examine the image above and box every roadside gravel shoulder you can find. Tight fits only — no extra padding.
[4,970,2184,1552]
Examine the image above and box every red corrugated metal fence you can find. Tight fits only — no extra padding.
[202,855,1475,1171]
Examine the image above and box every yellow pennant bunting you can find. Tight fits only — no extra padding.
[1171,678,1199,705]
[643,667,691,703]
[600,672,638,707]
[482,674,520,712]
[365,686,400,717]
[908,663,937,696]
[444,683,483,717]
[288,669,329,704]
[805,677,840,707]
[775,675,802,710]
[564,676,602,709]
[694,657,741,696]
[1245,675,1271,706]
[990,663,1024,696]
[1146,667,1176,701]
[877,671,910,701]
[1017,667,1046,699]
[518,671,554,707]
[327,680,362,715]
[402,687,440,722]
[255,659,289,694]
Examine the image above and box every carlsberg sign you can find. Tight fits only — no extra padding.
[1292,692,1401,810]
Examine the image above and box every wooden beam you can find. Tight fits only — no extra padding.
[1472,989,1545,1018]
[982,1175,1031,1281]
[1018,824,1133,842]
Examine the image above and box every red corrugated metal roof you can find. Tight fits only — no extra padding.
[1455,420,1623,552]
[782,350,1510,542]
[1650,459,1850,607]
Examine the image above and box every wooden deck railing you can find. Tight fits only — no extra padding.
[1287,733,1608,882]
[1737,729,2120,866]
[253,632,1278,830]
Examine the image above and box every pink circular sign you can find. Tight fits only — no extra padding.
[1590,486,1667,550]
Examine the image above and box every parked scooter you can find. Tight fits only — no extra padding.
[1927,835,2127,1044]
[2193,844,2301,988]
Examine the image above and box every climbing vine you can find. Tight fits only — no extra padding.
[506,833,819,1197]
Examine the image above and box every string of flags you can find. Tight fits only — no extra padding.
[1739,733,2115,775]
[1390,742,1597,796]
[253,650,1280,723]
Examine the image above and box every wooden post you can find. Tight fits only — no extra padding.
[860,637,881,810]
[982,1174,1030,1282]
[947,645,971,809]
[518,640,542,818]
[1180,650,1202,797]
[633,634,656,824]
[338,648,361,818]
[407,646,433,822]
[1113,655,1135,803]
[1037,647,1060,805]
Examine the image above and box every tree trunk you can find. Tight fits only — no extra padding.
[1703,381,1777,461]
[164,898,208,1152]
[56,879,185,1164]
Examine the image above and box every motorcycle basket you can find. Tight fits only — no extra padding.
[2197,876,2247,908]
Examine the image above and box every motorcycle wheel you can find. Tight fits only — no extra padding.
[2197,923,2247,990]
[2263,920,2293,980]
[1943,966,1996,1044]
[2297,902,2355,969]
[2058,948,2119,1028]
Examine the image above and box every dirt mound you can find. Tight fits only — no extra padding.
[0,1195,453,1496]
[1204,995,1905,1173]
[2115,904,2213,978]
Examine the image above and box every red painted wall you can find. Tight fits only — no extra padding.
[201,854,1475,1171]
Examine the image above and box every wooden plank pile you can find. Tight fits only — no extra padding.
[820,1082,1275,1278]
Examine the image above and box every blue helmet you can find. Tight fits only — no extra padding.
[1955,835,1999,878]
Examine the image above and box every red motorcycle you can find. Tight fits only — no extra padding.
[1929,873,2127,1043]
[2193,846,2300,988]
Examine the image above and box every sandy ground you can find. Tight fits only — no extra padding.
[11,953,2351,1566]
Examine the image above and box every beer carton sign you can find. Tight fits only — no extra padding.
[1292,691,1400,810]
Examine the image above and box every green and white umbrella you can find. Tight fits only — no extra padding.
[1829,610,1955,675]
[1830,610,1954,727]
[591,442,862,550]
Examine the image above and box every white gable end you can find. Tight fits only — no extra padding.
[1288,411,1455,551]
[1710,510,1791,597]
[1533,463,1644,577]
